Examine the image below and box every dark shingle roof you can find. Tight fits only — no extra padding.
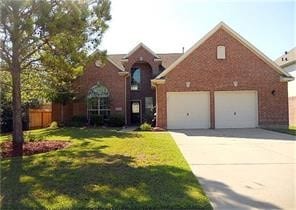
[158,53,183,68]
[108,54,126,70]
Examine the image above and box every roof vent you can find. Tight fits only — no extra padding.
[95,60,103,67]
[217,46,226,59]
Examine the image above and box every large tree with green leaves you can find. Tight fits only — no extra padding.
[0,0,111,154]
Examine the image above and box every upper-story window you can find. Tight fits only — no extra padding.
[131,67,141,90]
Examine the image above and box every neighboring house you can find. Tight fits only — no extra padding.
[52,22,293,129]
[275,48,296,125]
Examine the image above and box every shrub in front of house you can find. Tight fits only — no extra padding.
[106,114,125,127]
[49,121,58,129]
[89,115,104,126]
[139,122,152,131]
[25,132,41,142]
[67,115,88,127]
[0,103,29,133]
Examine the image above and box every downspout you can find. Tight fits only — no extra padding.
[155,83,158,127]
[118,71,129,126]
[151,79,166,128]
[151,80,158,127]
[125,75,127,125]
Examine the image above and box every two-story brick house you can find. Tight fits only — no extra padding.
[52,43,182,125]
[52,22,293,129]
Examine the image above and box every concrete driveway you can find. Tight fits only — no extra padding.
[170,129,296,210]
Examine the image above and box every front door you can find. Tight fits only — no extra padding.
[131,101,141,124]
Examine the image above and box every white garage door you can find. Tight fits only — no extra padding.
[215,91,258,128]
[167,92,210,129]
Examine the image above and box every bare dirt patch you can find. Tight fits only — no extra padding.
[1,141,70,158]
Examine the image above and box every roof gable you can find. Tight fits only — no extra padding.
[106,55,125,71]
[90,50,125,71]
[123,42,160,59]
[155,22,292,80]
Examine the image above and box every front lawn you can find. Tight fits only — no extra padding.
[0,128,211,209]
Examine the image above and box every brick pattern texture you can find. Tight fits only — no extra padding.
[156,28,289,128]
[52,46,159,124]
[124,47,159,124]
[52,61,126,123]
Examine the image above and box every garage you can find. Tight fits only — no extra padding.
[167,92,210,129]
[215,90,258,128]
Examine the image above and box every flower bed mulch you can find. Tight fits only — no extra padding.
[1,141,70,158]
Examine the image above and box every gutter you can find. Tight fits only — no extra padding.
[280,76,294,82]
[278,60,296,69]
[151,79,166,87]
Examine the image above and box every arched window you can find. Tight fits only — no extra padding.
[131,67,141,90]
[87,83,110,118]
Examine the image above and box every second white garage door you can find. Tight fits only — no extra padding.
[215,90,258,128]
[167,92,210,129]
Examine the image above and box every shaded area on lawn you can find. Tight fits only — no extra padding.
[1,128,211,209]
[1,150,210,209]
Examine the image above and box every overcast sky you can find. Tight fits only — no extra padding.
[100,0,295,60]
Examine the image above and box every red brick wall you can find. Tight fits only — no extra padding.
[156,28,289,128]
[124,46,160,124]
[52,60,126,124]
[289,96,296,126]
[52,46,162,125]
[124,46,161,73]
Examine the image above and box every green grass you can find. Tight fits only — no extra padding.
[265,126,296,136]
[0,127,211,209]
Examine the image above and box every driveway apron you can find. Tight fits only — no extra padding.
[170,129,296,210]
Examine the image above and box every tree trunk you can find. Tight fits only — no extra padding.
[11,65,24,156]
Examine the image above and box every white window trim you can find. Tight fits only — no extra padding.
[87,97,110,117]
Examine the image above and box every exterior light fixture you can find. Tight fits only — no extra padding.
[233,80,238,87]
[186,81,191,88]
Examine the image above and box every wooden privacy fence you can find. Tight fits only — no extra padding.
[29,109,52,129]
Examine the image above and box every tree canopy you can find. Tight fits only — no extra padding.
[0,0,111,149]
